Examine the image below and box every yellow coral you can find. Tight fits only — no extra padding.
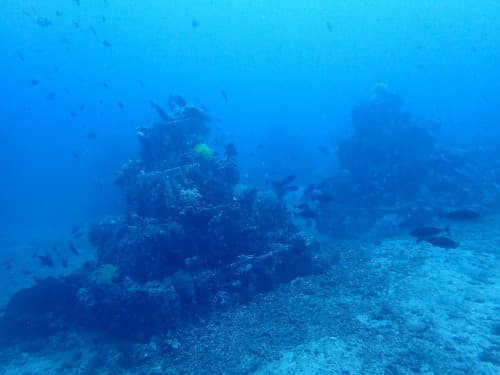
[193,143,214,159]
[91,264,119,284]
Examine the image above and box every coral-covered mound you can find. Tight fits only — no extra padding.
[0,100,321,342]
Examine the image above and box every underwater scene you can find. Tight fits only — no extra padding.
[1,1,499,374]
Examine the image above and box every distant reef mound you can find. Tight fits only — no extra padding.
[0,98,322,342]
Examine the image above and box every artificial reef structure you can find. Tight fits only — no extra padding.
[0,99,322,342]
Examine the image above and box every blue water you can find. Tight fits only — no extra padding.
[0,1,499,374]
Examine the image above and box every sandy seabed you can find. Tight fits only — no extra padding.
[0,217,498,374]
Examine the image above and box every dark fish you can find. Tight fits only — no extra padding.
[71,151,80,159]
[52,245,62,257]
[423,236,459,249]
[276,175,296,186]
[192,20,200,28]
[410,225,450,239]
[442,209,479,221]
[103,82,109,89]
[1,258,13,271]
[36,17,52,28]
[295,203,317,219]
[61,258,68,268]
[221,89,228,104]
[317,144,331,156]
[89,25,99,40]
[56,11,63,17]
[33,252,54,267]
[225,143,237,158]
[69,242,80,255]
[73,21,80,29]
[168,95,187,110]
[87,132,97,140]
[70,111,78,117]
[150,100,171,122]
[16,51,25,61]
[72,224,82,234]
[326,21,333,32]
[102,40,112,47]
[47,92,56,100]
[271,175,297,198]
[74,0,80,5]
[31,79,40,86]
[116,100,124,109]
[79,104,85,112]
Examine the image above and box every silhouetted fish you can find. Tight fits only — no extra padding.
[168,95,187,110]
[326,21,333,32]
[33,252,54,267]
[87,132,97,140]
[423,236,459,249]
[221,89,228,104]
[89,25,99,40]
[47,92,56,100]
[295,203,317,219]
[116,100,124,108]
[225,143,237,158]
[102,40,112,47]
[69,242,80,255]
[31,79,40,86]
[150,100,171,122]
[192,20,200,28]
[442,209,479,221]
[410,225,450,239]
[271,175,297,198]
[36,17,52,28]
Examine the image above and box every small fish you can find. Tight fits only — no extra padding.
[73,21,80,29]
[71,151,81,159]
[61,258,68,268]
[116,100,124,108]
[225,143,237,158]
[102,40,112,47]
[47,92,56,100]
[317,144,331,156]
[56,11,63,17]
[271,175,297,198]
[410,225,450,239]
[423,236,459,249]
[89,25,99,40]
[150,100,171,122]
[33,252,54,267]
[74,0,80,5]
[86,132,97,140]
[36,17,52,28]
[70,111,78,117]
[221,89,228,104]
[16,51,25,61]
[69,242,80,255]
[192,19,200,28]
[103,82,109,89]
[442,209,479,221]
[326,21,333,32]
[168,95,187,110]
[1,258,13,271]
[52,245,62,257]
[31,79,40,86]
[72,224,83,234]
[295,203,317,219]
